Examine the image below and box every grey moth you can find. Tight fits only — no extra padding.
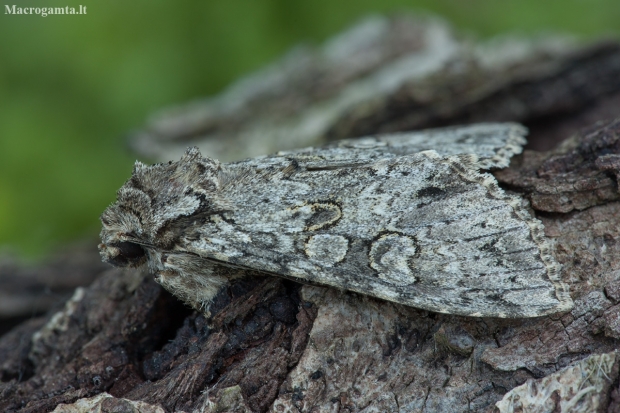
[99,123,573,318]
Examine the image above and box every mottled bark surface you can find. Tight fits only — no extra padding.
[130,15,620,162]
[2,14,620,413]
[0,242,109,336]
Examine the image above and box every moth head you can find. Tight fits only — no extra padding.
[99,147,226,267]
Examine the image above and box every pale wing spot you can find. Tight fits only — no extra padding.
[369,233,418,284]
[303,202,342,231]
[305,234,349,267]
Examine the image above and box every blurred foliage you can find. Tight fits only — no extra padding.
[1,0,619,258]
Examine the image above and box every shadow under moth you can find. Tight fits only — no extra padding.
[99,123,573,318]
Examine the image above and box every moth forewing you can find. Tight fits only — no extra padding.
[181,151,571,318]
[99,123,573,318]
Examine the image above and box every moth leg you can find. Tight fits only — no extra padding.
[155,253,268,318]
[155,268,231,317]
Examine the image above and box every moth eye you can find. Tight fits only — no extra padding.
[116,241,145,259]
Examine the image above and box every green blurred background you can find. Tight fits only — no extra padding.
[1,0,619,258]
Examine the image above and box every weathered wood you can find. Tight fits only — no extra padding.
[0,242,109,336]
[130,15,620,162]
[495,118,620,212]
